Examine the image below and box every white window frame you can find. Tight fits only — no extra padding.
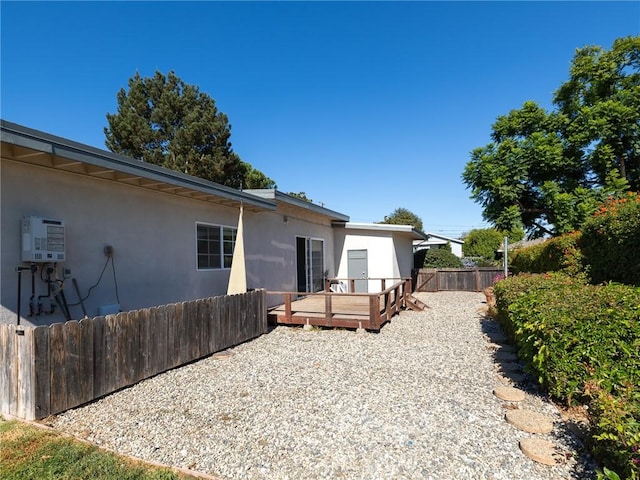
[196,222,237,271]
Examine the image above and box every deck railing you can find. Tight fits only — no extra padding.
[324,277,405,293]
[268,278,411,330]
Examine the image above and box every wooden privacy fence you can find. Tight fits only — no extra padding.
[0,289,267,420]
[413,268,504,292]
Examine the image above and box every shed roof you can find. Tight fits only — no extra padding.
[333,222,427,240]
[0,120,277,212]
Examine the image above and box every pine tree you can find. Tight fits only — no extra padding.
[105,71,275,189]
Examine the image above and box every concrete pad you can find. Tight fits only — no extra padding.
[493,386,526,402]
[494,351,518,362]
[486,333,508,343]
[505,409,554,434]
[519,438,560,466]
[505,372,527,383]
[499,362,523,372]
[212,352,234,360]
[497,344,517,353]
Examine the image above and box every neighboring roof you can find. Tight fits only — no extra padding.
[0,120,277,211]
[244,189,350,222]
[425,232,464,244]
[413,232,464,248]
[496,237,547,252]
[333,222,427,241]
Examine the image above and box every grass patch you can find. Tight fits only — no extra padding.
[0,417,189,480]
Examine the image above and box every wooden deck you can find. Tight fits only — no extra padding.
[268,278,426,331]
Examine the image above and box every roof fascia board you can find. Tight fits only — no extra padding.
[1,120,276,210]
[1,128,54,155]
[336,222,426,240]
[245,189,350,222]
[425,232,464,244]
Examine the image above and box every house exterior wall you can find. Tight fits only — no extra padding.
[393,235,416,278]
[244,206,336,305]
[1,159,241,325]
[1,159,342,323]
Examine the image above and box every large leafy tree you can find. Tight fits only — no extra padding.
[463,36,638,237]
[380,207,424,232]
[462,228,523,260]
[105,71,275,189]
[555,36,640,190]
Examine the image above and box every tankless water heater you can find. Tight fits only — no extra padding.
[21,216,66,262]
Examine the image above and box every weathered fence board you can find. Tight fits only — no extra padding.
[16,327,33,420]
[33,326,50,419]
[93,316,106,399]
[0,324,13,416]
[413,268,504,292]
[0,289,267,420]
[49,322,67,415]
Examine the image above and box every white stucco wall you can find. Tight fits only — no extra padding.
[393,235,416,277]
[1,160,341,323]
[333,228,415,292]
[244,206,336,305]
[1,160,243,325]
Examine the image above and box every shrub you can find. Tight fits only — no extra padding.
[587,383,640,480]
[581,192,640,286]
[421,248,463,268]
[509,232,584,276]
[463,228,504,259]
[493,274,640,477]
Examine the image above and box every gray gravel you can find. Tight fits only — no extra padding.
[50,291,597,479]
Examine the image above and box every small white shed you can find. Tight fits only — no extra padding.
[333,222,426,292]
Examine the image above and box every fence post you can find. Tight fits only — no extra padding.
[325,294,332,325]
[369,295,380,330]
[284,294,292,322]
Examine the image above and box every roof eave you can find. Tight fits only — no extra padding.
[336,222,427,240]
[244,189,350,222]
[1,120,277,211]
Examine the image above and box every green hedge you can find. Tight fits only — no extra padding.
[509,232,584,276]
[494,273,640,478]
[580,192,640,286]
[420,248,463,268]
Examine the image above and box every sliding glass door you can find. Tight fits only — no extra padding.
[296,237,325,293]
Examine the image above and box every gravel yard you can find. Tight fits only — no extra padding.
[50,291,597,479]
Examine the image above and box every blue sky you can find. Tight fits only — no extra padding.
[2,2,638,237]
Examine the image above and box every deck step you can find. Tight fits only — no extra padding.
[406,295,429,311]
